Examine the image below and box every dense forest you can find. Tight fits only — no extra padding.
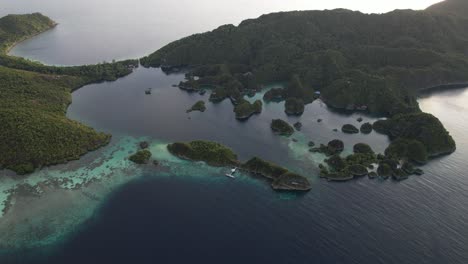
[0,13,137,174]
[141,0,468,115]
[141,0,463,165]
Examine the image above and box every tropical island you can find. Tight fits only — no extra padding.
[0,13,137,175]
[167,140,311,191]
[186,100,206,113]
[140,0,465,180]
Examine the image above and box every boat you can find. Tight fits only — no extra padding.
[225,167,238,178]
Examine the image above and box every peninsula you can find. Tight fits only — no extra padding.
[0,13,138,175]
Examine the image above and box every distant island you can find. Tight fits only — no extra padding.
[140,0,464,180]
[0,13,138,175]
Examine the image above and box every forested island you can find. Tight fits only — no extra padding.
[0,13,137,174]
[167,140,311,191]
[141,0,465,180]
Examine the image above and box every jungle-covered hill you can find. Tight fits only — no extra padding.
[0,13,137,175]
[141,0,460,163]
[141,0,468,116]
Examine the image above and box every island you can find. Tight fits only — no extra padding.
[270,119,295,136]
[233,99,262,120]
[129,150,152,164]
[167,141,239,167]
[167,141,311,191]
[360,122,373,134]
[341,124,359,134]
[0,13,138,175]
[186,100,206,113]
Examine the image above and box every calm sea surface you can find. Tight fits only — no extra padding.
[1,1,468,263]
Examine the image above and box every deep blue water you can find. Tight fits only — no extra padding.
[2,1,468,263]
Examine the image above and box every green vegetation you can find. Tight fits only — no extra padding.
[141,2,468,116]
[342,124,359,134]
[0,13,56,53]
[385,139,428,164]
[242,157,311,191]
[242,157,288,179]
[233,99,262,120]
[310,139,344,156]
[129,150,152,164]
[0,14,137,175]
[140,1,462,173]
[167,141,238,167]
[187,100,206,113]
[271,119,294,136]
[284,97,305,116]
[374,112,456,159]
[263,88,285,102]
[353,143,374,154]
[360,122,373,134]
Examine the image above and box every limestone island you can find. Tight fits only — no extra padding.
[233,99,262,120]
[129,150,152,164]
[342,124,359,134]
[271,119,295,136]
[167,140,311,191]
[186,100,206,113]
[319,140,427,182]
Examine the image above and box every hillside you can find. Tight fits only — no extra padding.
[0,14,137,175]
[426,0,468,18]
[141,8,468,116]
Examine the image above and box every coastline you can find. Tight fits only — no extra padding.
[2,22,58,55]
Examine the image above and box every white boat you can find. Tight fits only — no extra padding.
[225,167,238,178]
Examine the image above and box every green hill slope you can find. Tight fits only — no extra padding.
[0,13,137,175]
[141,8,468,115]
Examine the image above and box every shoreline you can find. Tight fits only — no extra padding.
[2,22,58,56]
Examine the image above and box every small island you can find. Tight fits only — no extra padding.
[360,122,373,134]
[342,124,359,134]
[319,139,427,182]
[271,119,295,136]
[167,141,238,167]
[233,99,262,120]
[167,141,311,191]
[186,100,206,113]
[129,150,152,164]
